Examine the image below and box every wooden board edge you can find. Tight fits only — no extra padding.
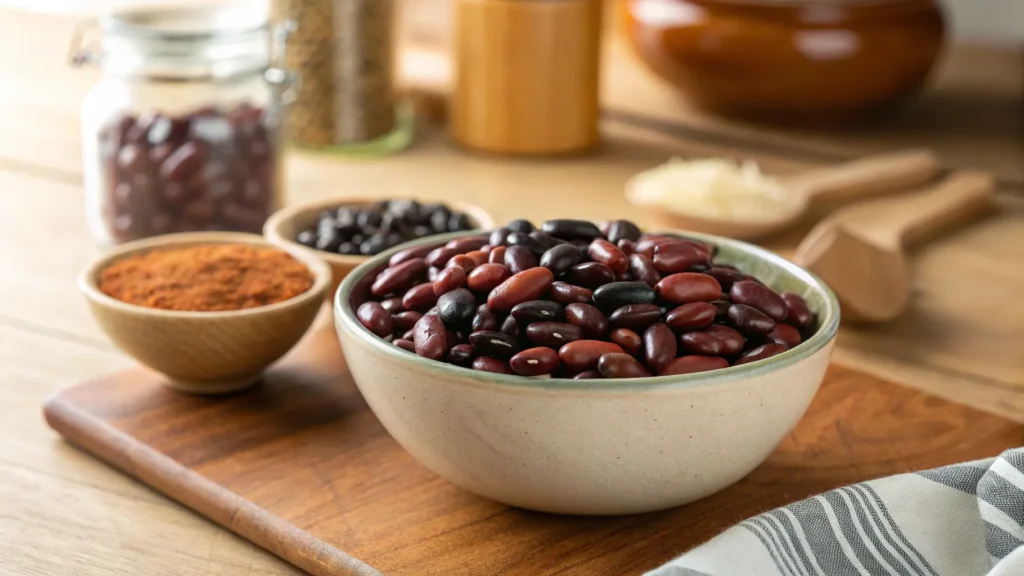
[41,387,383,576]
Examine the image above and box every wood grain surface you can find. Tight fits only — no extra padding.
[44,328,1024,576]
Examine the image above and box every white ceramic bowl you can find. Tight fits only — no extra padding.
[335,230,840,515]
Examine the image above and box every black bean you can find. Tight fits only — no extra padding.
[605,219,642,244]
[469,330,521,357]
[511,300,564,325]
[592,281,656,311]
[540,219,603,240]
[489,227,511,247]
[540,244,584,275]
[437,288,476,326]
[506,219,534,234]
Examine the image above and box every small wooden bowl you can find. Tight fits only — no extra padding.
[263,197,495,301]
[79,232,331,395]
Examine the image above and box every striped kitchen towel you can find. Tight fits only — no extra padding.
[648,448,1024,576]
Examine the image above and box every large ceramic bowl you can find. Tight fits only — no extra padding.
[335,230,839,515]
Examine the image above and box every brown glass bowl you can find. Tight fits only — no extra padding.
[622,0,946,124]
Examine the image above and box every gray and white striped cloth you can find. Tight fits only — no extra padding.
[648,448,1024,576]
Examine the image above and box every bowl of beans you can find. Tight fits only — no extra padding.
[334,218,839,515]
[264,198,495,301]
[79,232,331,394]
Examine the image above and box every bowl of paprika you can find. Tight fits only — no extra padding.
[79,232,331,394]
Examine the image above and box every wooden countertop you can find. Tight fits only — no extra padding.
[0,4,1021,575]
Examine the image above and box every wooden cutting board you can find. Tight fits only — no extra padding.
[43,327,1023,576]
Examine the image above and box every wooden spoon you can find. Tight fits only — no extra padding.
[793,170,995,323]
[626,149,942,240]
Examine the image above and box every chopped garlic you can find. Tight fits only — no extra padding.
[628,158,798,222]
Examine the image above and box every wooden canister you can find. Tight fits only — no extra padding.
[452,0,602,155]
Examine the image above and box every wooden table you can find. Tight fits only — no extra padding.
[0,4,1021,575]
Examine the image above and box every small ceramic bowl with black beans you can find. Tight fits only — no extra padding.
[334,219,840,515]
[264,197,495,301]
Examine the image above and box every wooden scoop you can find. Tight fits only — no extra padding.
[627,149,942,240]
[793,170,995,323]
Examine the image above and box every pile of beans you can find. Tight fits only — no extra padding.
[297,200,477,256]
[354,218,815,379]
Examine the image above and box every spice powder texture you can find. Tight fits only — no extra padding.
[98,244,314,311]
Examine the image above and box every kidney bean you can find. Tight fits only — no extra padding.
[540,244,584,275]
[394,339,416,353]
[566,262,615,289]
[402,282,439,312]
[573,370,603,379]
[592,281,656,311]
[425,246,459,267]
[507,219,535,234]
[655,273,722,304]
[427,267,442,282]
[389,244,436,266]
[445,254,477,273]
[465,250,488,267]
[433,266,466,296]
[642,323,677,373]
[728,304,776,334]
[446,329,464,346]
[605,219,642,244]
[392,311,422,333]
[357,301,393,337]
[735,343,789,365]
[711,299,732,320]
[609,328,643,357]
[402,328,415,341]
[769,323,802,348]
[447,343,476,366]
[471,304,500,331]
[559,340,625,371]
[782,292,813,328]
[525,321,584,348]
[598,353,650,378]
[510,347,560,376]
[706,266,746,291]
[565,303,609,339]
[500,315,520,338]
[380,297,404,314]
[541,219,602,240]
[665,302,717,332]
[467,263,510,293]
[479,244,493,255]
[487,267,555,312]
[529,230,564,252]
[488,246,507,264]
[617,239,635,256]
[469,330,520,357]
[548,281,593,305]
[511,300,564,324]
[608,303,663,331]
[659,355,729,375]
[371,258,427,296]
[731,280,789,322]
[489,227,511,247]
[413,314,448,360]
[506,232,546,255]
[446,236,489,253]
[628,254,662,288]
[437,288,476,326]
[652,242,712,274]
[635,235,685,259]
[504,245,539,274]
[587,239,628,275]
[680,324,746,356]
[472,356,515,375]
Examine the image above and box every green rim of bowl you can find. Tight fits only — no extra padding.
[335,230,840,392]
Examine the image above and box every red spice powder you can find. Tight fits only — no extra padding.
[98,244,315,311]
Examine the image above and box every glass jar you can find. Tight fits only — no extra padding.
[72,5,296,246]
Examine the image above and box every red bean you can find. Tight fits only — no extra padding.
[446,236,489,253]
[548,281,593,305]
[401,328,415,341]
[472,356,515,374]
[511,300,564,324]
[392,311,422,333]
[357,301,393,337]
[588,239,628,275]
[643,323,677,373]
[559,340,625,371]
[573,370,603,379]
[479,244,492,255]
[433,266,466,296]
[471,304,500,331]
[653,242,711,274]
[469,330,521,357]
[380,297,404,314]
[525,321,584,348]
[727,304,776,334]
[706,266,746,291]
[425,246,458,267]
[782,292,813,328]
[655,273,722,304]
[413,314,447,360]
[446,254,477,273]
[427,267,442,282]
[389,244,436,266]
[665,302,717,332]
[769,323,802,348]
[487,267,555,312]
[467,263,510,293]
[488,245,507,264]
[402,282,439,312]
[510,347,560,376]
[371,258,427,296]
[609,328,642,357]
[659,355,729,375]
[608,303,662,331]
[598,353,650,378]
[680,324,745,356]
[617,239,636,256]
[465,250,488,266]
[446,329,463,346]
[504,245,538,274]
[567,262,616,289]
[540,244,585,275]
[565,303,609,339]
[735,343,788,365]
[628,254,662,288]
[394,338,416,353]
[731,280,788,322]
[448,343,476,366]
